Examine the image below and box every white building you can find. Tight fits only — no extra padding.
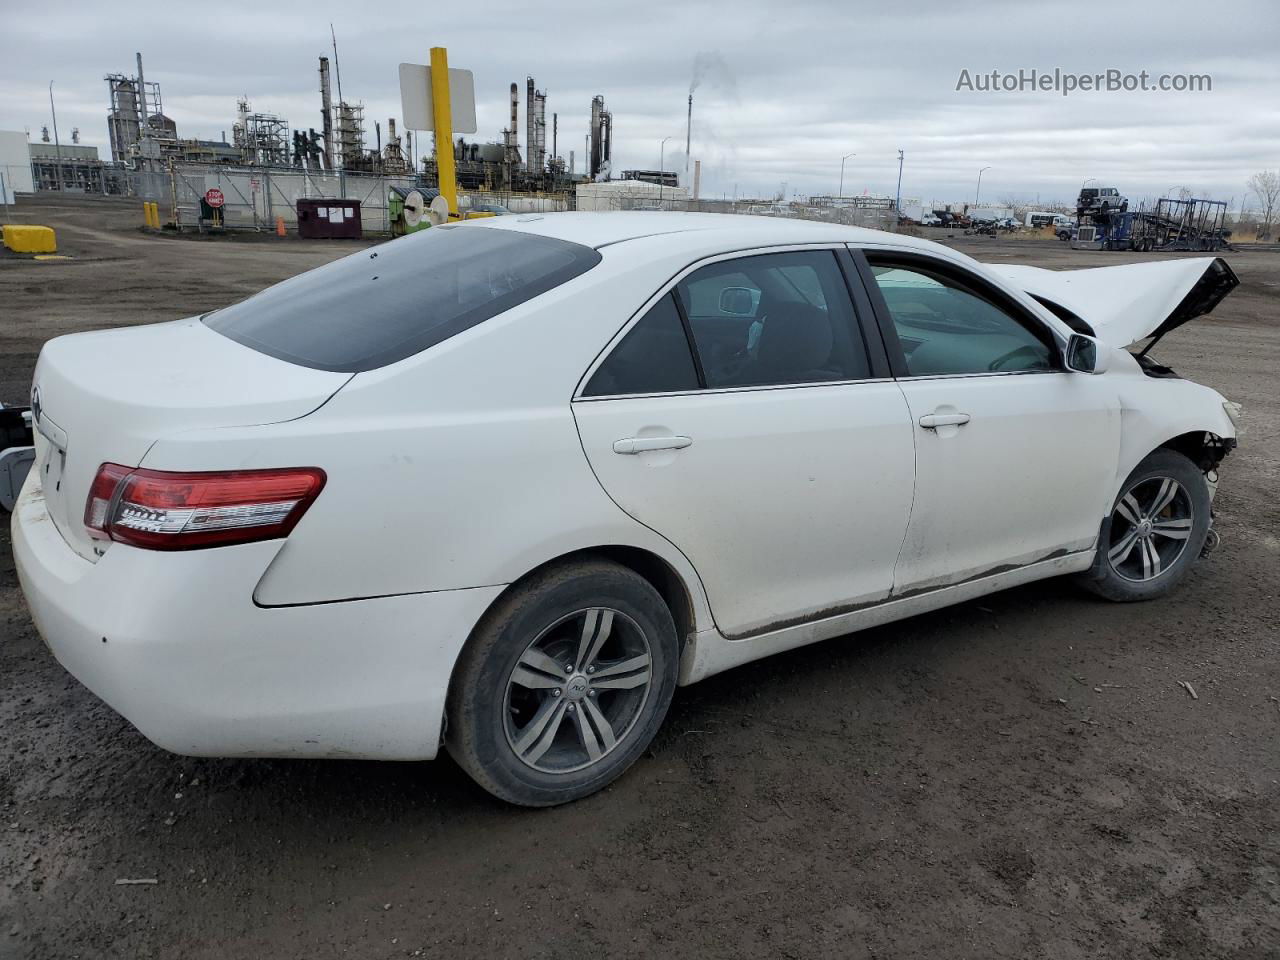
[0,130,36,202]
[576,179,689,212]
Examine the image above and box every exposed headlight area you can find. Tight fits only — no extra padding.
[1223,400,1243,431]
[84,464,326,550]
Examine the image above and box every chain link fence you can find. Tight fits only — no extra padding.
[141,164,575,234]
[124,163,903,235]
[610,194,902,231]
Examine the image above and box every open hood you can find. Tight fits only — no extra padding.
[987,257,1239,349]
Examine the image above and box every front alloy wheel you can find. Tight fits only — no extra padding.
[1106,477,1194,582]
[1080,449,1211,602]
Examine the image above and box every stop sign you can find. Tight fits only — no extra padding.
[205,188,225,208]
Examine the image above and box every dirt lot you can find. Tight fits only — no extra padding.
[2,195,1278,959]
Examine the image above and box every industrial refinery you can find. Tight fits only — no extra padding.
[91,50,621,196]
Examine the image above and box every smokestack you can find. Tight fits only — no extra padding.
[693,159,701,201]
[319,57,333,169]
[135,52,148,133]
[552,112,557,163]
[526,78,534,172]
[685,94,692,178]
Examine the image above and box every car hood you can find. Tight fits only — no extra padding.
[988,257,1239,348]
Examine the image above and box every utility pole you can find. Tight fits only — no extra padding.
[839,152,855,198]
[49,82,65,192]
[895,149,904,215]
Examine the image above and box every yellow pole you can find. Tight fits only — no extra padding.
[429,46,458,218]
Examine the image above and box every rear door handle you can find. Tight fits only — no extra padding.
[918,413,971,429]
[612,436,692,455]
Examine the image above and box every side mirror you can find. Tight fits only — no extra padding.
[1065,333,1109,375]
[718,286,756,316]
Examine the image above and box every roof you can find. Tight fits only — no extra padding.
[464,210,933,252]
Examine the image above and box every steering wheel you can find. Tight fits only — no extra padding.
[988,344,1046,371]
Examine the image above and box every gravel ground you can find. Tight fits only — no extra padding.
[2,195,1278,959]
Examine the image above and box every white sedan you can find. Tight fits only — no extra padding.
[12,213,1240,805]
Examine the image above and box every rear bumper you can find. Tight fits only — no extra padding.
[11,472,503,760]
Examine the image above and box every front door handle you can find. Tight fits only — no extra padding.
[612,436,693,455]
[918,413,971,429]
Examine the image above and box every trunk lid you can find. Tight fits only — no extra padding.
[29,317,350,561]
[987,256,1239,348]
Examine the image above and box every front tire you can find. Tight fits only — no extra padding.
[446,559,679,806]
[1079,449,1211,602]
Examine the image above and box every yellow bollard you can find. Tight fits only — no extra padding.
[142,202,151,228]
[150,202,160,228]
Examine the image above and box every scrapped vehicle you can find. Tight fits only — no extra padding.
[12,213,1240,806]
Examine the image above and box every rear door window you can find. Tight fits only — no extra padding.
[583,295,700,396]
[204,226,601,372]
[676,251,871,388]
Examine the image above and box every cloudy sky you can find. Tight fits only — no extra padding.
[2,0,1276,208]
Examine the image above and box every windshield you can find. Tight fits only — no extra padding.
[204,226,600,372]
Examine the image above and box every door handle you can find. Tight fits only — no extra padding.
[918,413,971,429]
[612,436,693,455]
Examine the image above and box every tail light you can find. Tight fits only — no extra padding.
[84,464,326,551]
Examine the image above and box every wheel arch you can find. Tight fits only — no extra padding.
[1157,430,1235,474]
[471,545,704,656]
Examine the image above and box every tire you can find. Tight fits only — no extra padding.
[445,559,679,806]
[1078,449,1211,602]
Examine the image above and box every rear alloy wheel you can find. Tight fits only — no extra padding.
[446,560,679,806]
[503,607,653,774]
[1080,449,1211,601]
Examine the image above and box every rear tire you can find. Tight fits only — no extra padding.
[1078,449,1210,602]
[445,559,679,806]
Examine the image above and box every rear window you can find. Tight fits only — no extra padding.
[204,225,601,372]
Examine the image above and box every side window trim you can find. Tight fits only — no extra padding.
[669,290,709,389]
[838,248,896,380]
[846,248,910,379]
[849,247,1064,376]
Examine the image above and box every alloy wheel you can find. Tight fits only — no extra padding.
[1106,476,1195,582]
[503,607,653,774]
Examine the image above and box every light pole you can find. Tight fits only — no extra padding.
[895,149,904,217]
[49,81,65,192]
[975,166,991,207]
[839,152,855,198]
[659,136,672,206]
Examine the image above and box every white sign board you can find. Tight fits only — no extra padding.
[399,63,477,134]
